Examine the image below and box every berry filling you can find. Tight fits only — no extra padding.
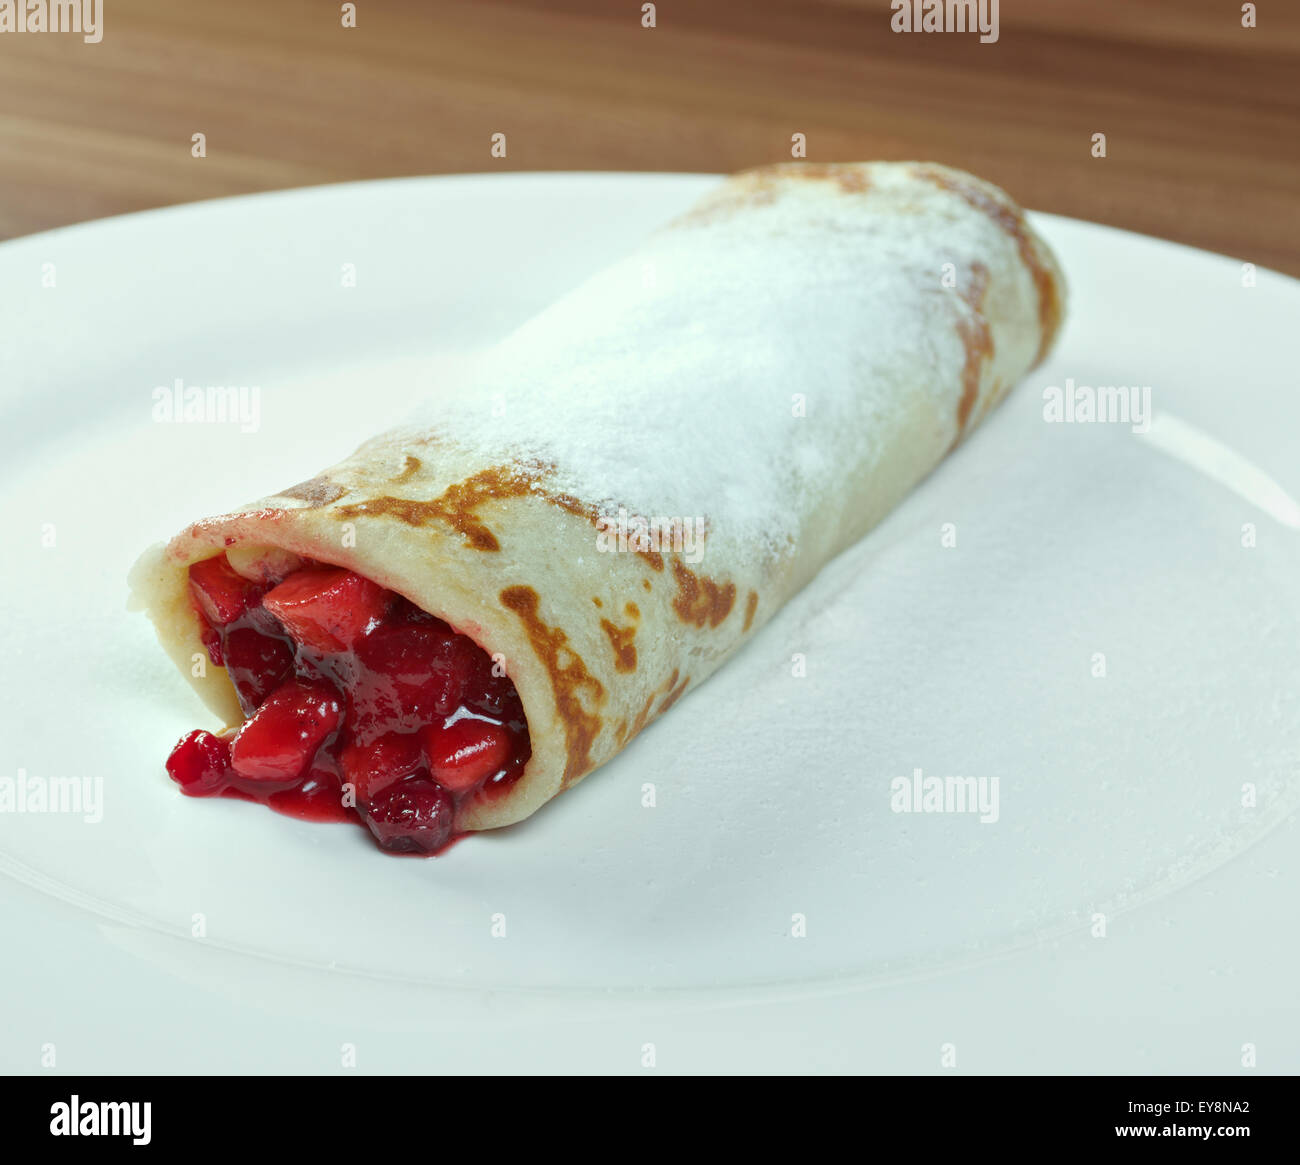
[166,552,531,854]
[262,567,391,654]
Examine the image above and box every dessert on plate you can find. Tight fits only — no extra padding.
[130,161,1066,854]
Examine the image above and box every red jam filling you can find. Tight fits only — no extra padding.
[165,553,531,854]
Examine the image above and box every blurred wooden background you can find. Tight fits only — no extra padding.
[1,0,1296,272]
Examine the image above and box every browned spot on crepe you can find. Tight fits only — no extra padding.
[625,602,640,619]
[277,476,347,508]
[671,560,736,628]
[972,376,1007,428]
[658,672,691,716]
[392,455,421,484]
[362,464,670,571]
[642,579,652,592]
[618,667,691,746]
[789,162,872,194]
[674,183,780,228]
[499,585,605,787]
[337,463,546,552]
[599,618,638,674]
[743,590,760,632]
[577,496,666,571]
[910,164,1062,366]
[953,261,993,435]
[592,597,603,608]
[619,693,656,747]
[674,163,871,227]
[332,460,668,572]
[617,667,690,747]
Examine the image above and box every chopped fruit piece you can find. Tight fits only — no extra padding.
[339,732,426,802]
[189,554,259,626]
[361,779,454,853]
[226,544,305,586]
[166,729,232,795]
[350,623,476,741]
[425,719,511,793]
[263,568,393,653]
[230,680,343,783]
[223,627,294,716]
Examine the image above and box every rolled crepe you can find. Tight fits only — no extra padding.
[130,161,1065,833]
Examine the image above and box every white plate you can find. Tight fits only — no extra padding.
[1,174,1298,1073]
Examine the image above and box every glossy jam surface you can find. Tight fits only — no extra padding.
[165,554,531,854]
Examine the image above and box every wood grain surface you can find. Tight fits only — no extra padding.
[1,0,1296,272]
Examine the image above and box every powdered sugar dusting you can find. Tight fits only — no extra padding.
[402,164,1045,579]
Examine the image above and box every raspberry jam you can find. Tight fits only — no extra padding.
[165,553,531,854]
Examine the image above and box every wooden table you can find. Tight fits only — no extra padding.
[2,0,1297,273]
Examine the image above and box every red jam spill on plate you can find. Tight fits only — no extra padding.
[165,554,531,855]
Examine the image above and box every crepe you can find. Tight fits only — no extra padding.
[130,161,1065,834]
